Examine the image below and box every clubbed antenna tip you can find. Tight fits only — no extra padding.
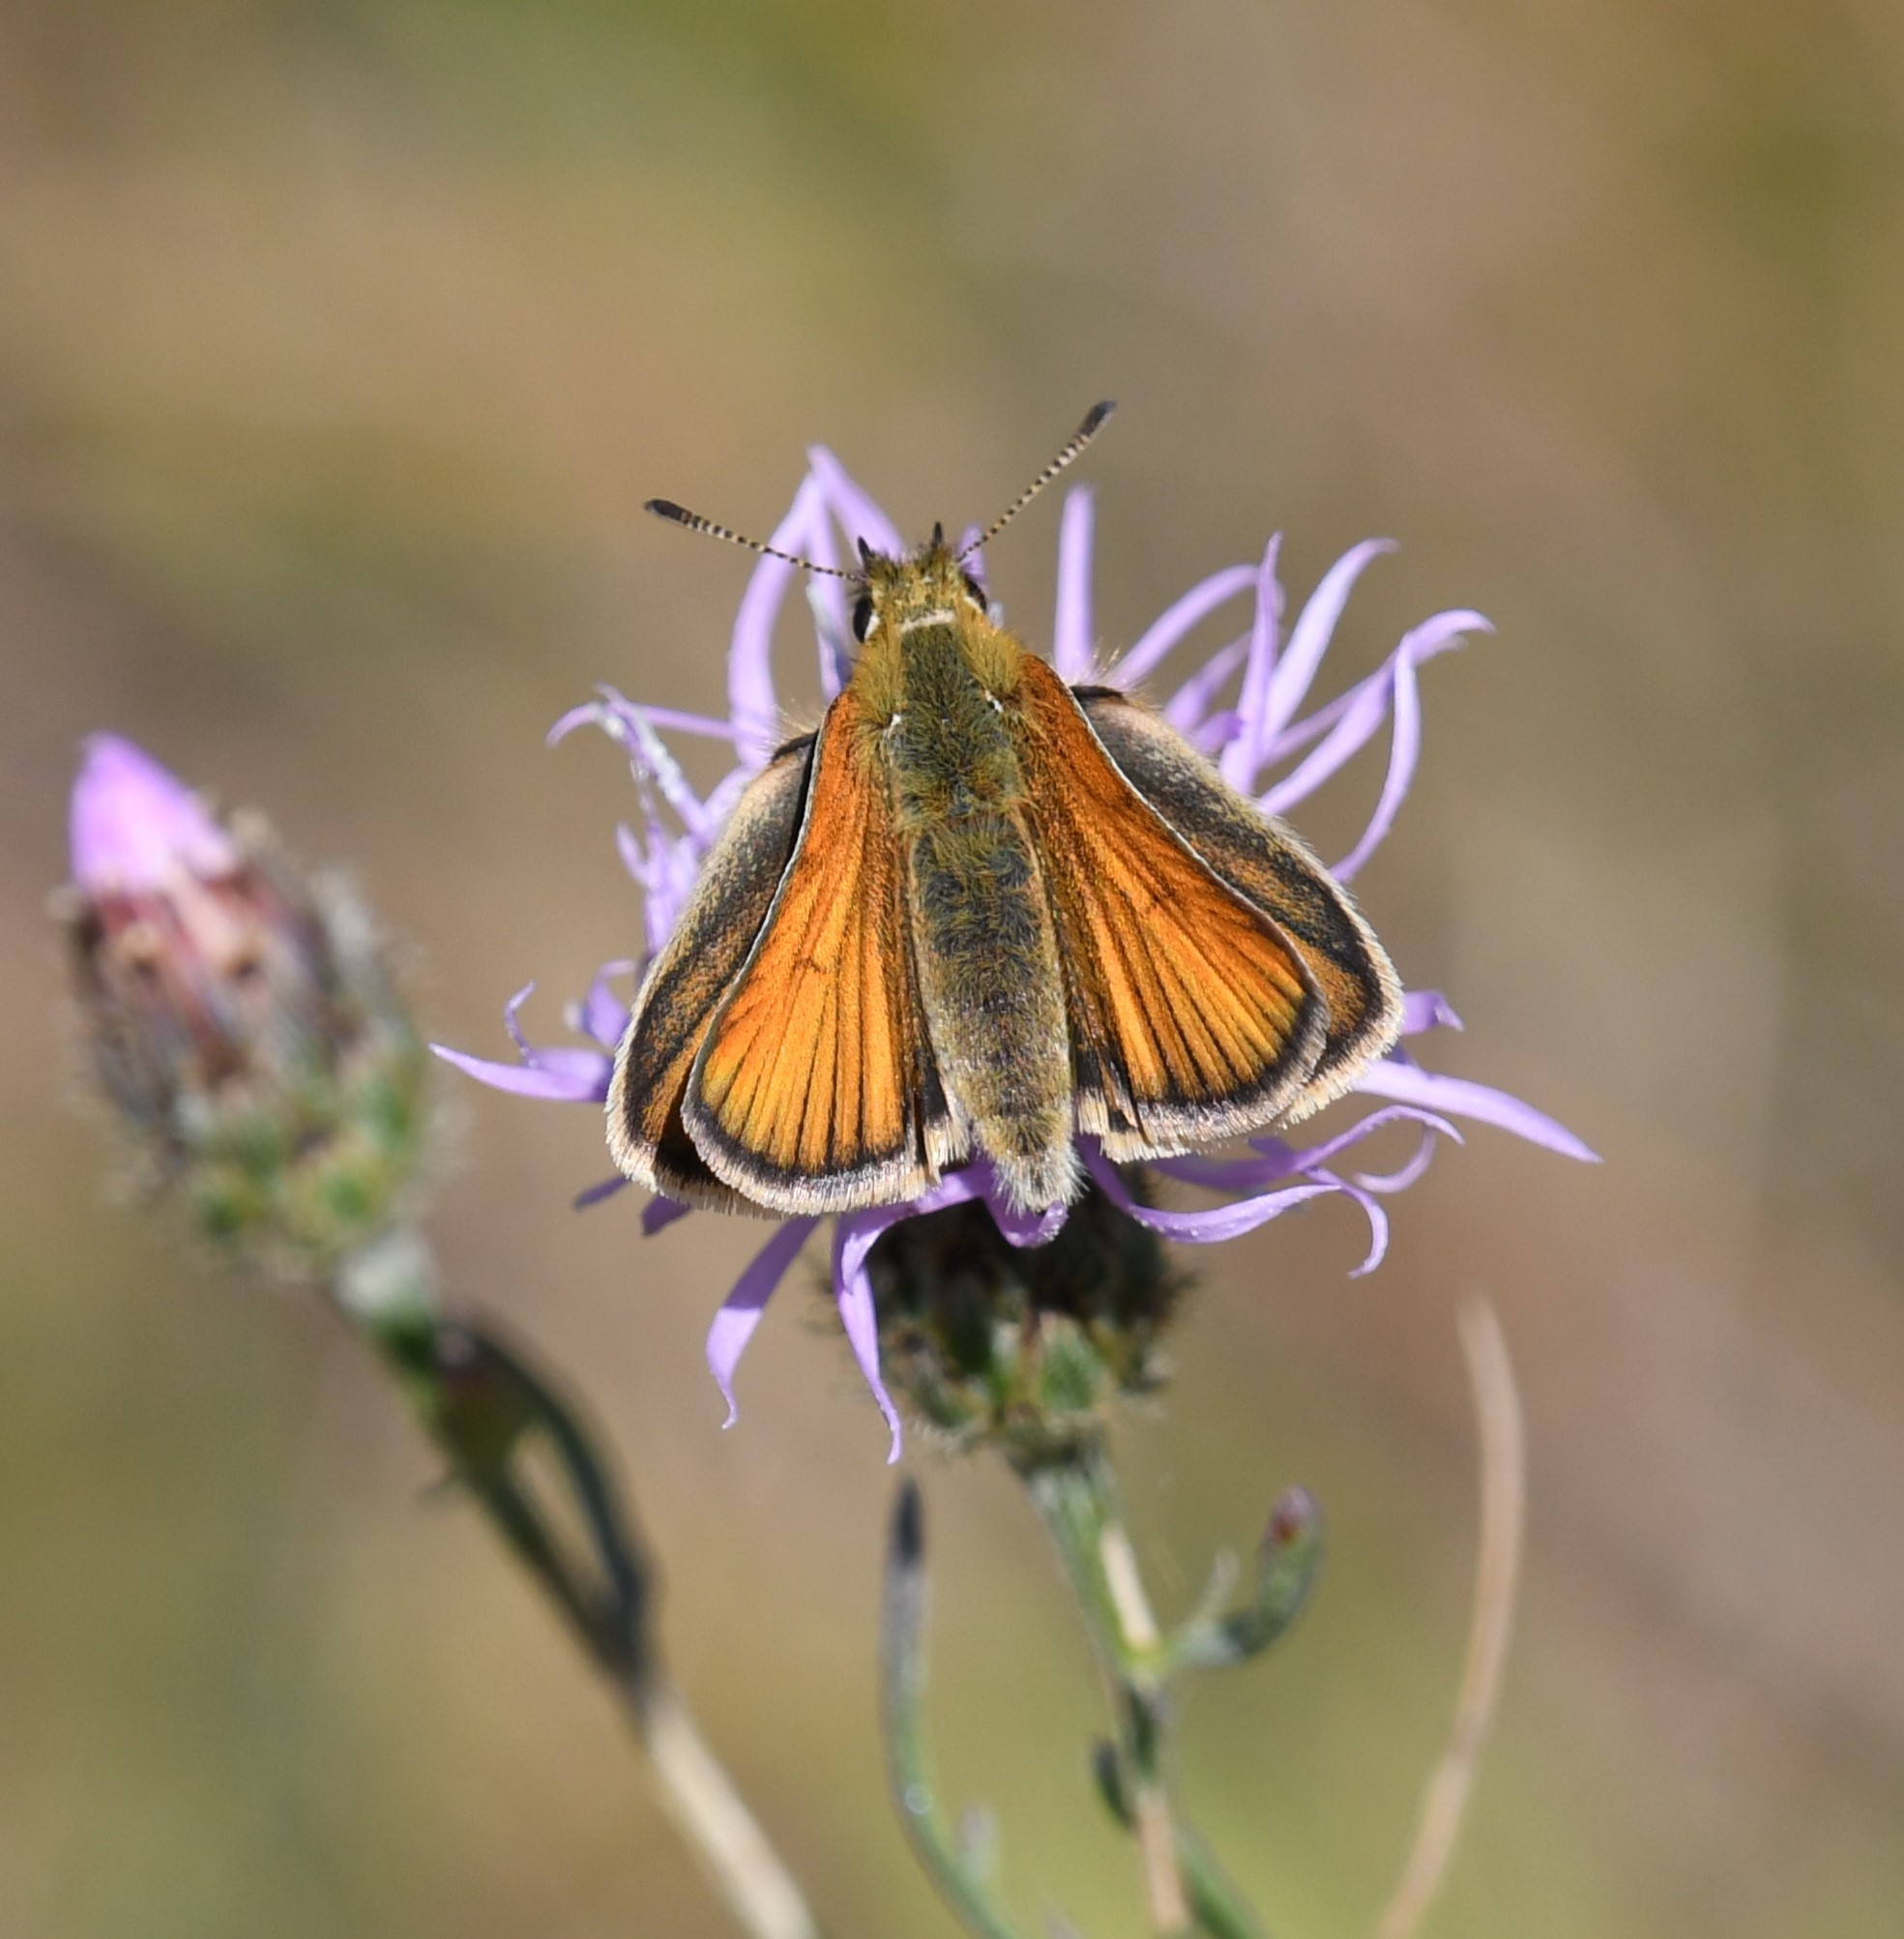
[960,400,1118,561]
[643,496,855,579]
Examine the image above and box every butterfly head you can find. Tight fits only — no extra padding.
[848,526,990,646]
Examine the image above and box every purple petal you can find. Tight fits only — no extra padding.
[1054,486,1097,682]
[1353,1060,1599,1161]
[1151,1149,1299,1191]
[431,1041,613,1102]
[555,689,718,845]
[547,699,607,747]
[1161,636,1246,733]
[643,1196,692,1236]
[1152,1103,1458,1193]
[1219,538,1283,791]
[1332,629,1422,882]
[700,766,751,830]
[1353,1197,1391,1274]
[798,502,853,693]
[807,446,907,559]
[573,1175,630,1210]
[729,476,827,767]
[643,831,703,955]
[1258,539,1395,741]
[806,581,852,700]
[1097,1139,1394,1273]
[1292,1103,1461,1171]
[1111,565,1259,690]
[432,981,618,1102]
[553,700,740,746]
[615,820,645,885]
[547,691,633,750]
[621,700,717,842]
[979,1163,1070,1247]
[1086,1145,1336,1243]
[1192,710,1244,755]
[1401,989,1463,1036]
[577,960,637,1048]
[70,734,238,891]
[1306,1169,1391,1276]
[501,982,541,1056]
[866,1162,1071,1248]
[1352,1129,1443,1194]
[617,705,740,742]
[833,1217,906,1462]
[707,1217,822,1429]
[954,526,986,587]
[1261,609,1481,767]
[1257,667,1393,816]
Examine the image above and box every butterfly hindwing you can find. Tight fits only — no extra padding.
[683,690,956,1213]
[1075,686,1403,1117]
[1009,655,1328,1157]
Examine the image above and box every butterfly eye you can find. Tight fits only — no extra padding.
[960,573,988,610]
[852,593,878,643]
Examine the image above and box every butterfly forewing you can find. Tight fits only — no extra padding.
[1075,687,1403,1118]
[1009,655,1329,1157]
[608,735,815,1208]
[682,690,956,1213]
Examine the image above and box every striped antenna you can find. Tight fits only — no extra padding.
[644,498,858,578]
[958,400,1116,561]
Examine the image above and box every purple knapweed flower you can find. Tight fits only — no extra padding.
[437,456,1595,1458]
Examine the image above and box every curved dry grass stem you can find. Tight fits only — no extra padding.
[639,1681,822,1939]
[1375,1297,1527,1939]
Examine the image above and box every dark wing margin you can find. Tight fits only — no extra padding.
[1075,686,1402,1117]
[607,734,815,1211]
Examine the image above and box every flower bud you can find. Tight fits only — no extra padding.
[864,1175,1182,1467]
[58,735,431,1277]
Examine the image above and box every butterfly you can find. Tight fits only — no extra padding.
[607,403,1402,1217]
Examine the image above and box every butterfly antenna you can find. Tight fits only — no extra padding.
[957,400,1116,562]
[644,498,858,578]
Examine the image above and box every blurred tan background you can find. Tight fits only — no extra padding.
[4,1,1903,1933]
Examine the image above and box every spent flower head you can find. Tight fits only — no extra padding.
[61,735,432,1278]
[439,449,1595,1458]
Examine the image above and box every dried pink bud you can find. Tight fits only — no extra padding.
[61,735,430,1274]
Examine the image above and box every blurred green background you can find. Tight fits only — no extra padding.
[5,1,1903,1933]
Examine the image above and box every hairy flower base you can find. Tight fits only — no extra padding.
[438,450,1596,1457]
[865,1176,1179,1466]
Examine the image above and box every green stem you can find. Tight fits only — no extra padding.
[1014,1434,1319,1935]
[331,1228,823,1939]
[881,1482,1037,1939]
[1092,1745,1269,1939]
[1162,1827,1265,1939]
[1016,1443,1190,1939]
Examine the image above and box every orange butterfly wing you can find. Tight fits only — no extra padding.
[1010,655,1328,1157]
[1074,687,1401,1119]
[608,735,815,1210]
[683,690,955,1213]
